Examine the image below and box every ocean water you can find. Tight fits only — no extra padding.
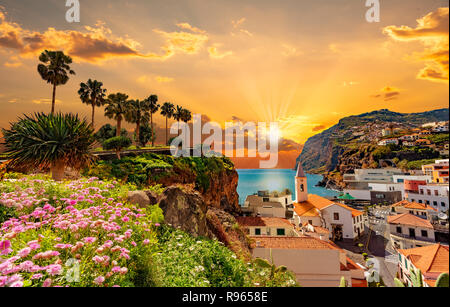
[236,169,339,205]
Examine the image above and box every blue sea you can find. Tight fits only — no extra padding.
[237,169,338,205]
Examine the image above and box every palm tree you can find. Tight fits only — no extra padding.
[104,93,130,137]
[37,50,75,114]
[173,105,184,137]
[160,102,175,145]
[146,95,160,147]
[2,113,95,181]
[126,99,151,148]
[181,109,192,146]
[78,79,107,129]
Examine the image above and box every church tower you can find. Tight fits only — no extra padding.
[295,164,308,203]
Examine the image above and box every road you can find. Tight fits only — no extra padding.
[366,207,398,287]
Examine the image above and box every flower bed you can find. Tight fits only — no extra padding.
[0,175,297,288]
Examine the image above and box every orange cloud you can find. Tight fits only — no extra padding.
[383,7,449,83]
[371,86,401,101]
[0,10,218,63]
[207,44,233,59]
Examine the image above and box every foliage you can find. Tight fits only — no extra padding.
[426,133,449,145]
[2,113,95,170]
[135,124,154,148]
[78,79,107,128]
[103,137,132,159]
[84,154,235,190]
[94,124,128,147]
[154,225,297,287]
[1,176,294,288]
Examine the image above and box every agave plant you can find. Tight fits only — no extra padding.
[1,113,95,181]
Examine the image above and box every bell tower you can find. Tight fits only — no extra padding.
[295,164,308,203]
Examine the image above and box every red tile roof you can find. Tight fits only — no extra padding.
[393,200,437,212]
[236,217,293,228]
[387,213,434,229]
[293,194,363,217]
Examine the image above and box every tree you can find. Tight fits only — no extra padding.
[94,124,128,148]
[146,95,160,147]
[2,113,95,181]
[37,50,75,114]
[104,93,130,137]
[136,124,154,147]
[103,136,132,159]
[78,79,107,129]
[160,102,175,146]
[181,109,192,145]
[127,99,151,148]
[173,105,184,137]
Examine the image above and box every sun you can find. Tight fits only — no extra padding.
[269,126,283,142]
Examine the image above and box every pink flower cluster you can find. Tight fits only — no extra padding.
[0,178,157,287]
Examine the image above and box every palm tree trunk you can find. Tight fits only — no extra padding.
[151,114,154,147]
[117,117,122,137]
[91,104,96,130]
[136,117,141,148]
[116,149,121,160]
[177,120,180,137]
[51,160,65,181]
[165,116,168,146]
[51,84,57,115]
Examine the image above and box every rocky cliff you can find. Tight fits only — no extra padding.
[297,108,449,190]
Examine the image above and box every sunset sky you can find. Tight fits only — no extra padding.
[0,0,449,167]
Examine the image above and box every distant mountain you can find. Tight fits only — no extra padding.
[296,108,449,186]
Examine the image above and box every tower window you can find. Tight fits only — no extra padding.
[300,184,305,192]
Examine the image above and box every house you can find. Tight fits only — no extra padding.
[406,184,449,213]
[292,165,365,241]
[251,236,367,287]
[378,138,399,146]
[397,244,449,287]
[391,200,437,220]
[403,141,416,147]
[368,183,404,205]
[399,135,420,141]
[419,130,432,137]
[388,213,435,249]
[415,139,432,147]
[432,125,449,133]
[241,190,293,218]
[422,160,449,184]
[236,217,298,237]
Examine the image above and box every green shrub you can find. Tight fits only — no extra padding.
[103,136,132,159]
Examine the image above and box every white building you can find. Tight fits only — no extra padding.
[242,191,293,218]
[344,168,404,190]
[406,184,450,213]
[378,138,399,146]
[292,165,365,241]
[387,213,436,249]
[236,217,298,237]
[252,237,367,287]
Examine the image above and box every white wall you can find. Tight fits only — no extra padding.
[344,189,371,201]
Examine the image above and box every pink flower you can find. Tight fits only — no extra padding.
[31,273,43,280]
[0,240,11,251]
[94,276,105,285]
[43,278,52,287]
[18,247,31,258]
[83,237,97,244]
[143,239,150,245]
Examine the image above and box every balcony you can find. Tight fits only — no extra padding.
[390,232,435,243]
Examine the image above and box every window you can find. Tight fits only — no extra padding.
[396,227,402,234]
[426,201,430,205]
[409,228,416,239]
[442,202,447,208]
[435,190,439,196]
[398,254,402,262]
[263,198,269,203]
[300,184,305,192]
[308,220,313,225]
[433,201,438,207]
[285,198,288,205]
[254,228,261,236]
[409,211,414,215]
[419,200,423,204]
[277,229,286,236]
[421,230,428,238]
[334,213,340,221]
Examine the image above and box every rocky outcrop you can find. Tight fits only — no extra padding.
[127,191,151,208]
[158,187,213,238]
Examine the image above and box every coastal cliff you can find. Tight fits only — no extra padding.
[297,109,449,190]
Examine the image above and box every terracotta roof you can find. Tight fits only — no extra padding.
[293,202,320,217]
[352,278,368,287]
[399,244,449,286]
[251,237,364,273]
[294,195,363,218]
[392,200,437,211]
[314,226,330,235]
[387,213,433,229]
[236,217,293,228]
[337,203,364,217]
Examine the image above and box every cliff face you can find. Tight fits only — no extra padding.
[297,108,449,190]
